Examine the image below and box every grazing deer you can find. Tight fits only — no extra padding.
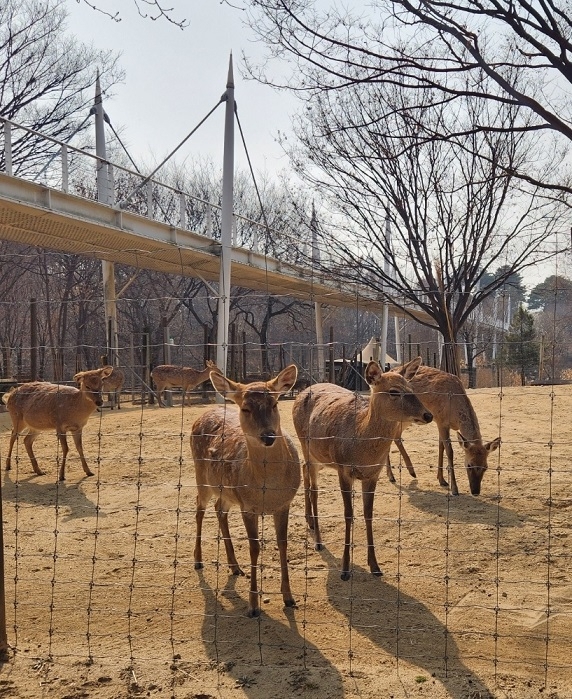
[151,359,220,407]
[292,358,433,580]
[101,367,125,409]
[3,366,113,481]
[391,360,501,496]
[191,365,301,618]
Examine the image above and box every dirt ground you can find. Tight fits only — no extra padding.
[0,383,570,699]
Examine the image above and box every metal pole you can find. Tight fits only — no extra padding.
[311,203,326,381]
[3,121,12,176]
[380,213,391,366]
[94,74,119,367]
[216,55,235,393]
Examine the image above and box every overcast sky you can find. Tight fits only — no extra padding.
[64,1,296,178]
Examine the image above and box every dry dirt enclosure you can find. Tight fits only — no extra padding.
[0,384,570,699]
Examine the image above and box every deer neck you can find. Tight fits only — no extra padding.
[357,393,392,437]
[244,433,287,471]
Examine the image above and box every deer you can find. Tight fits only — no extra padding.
[390,359,501,496]
[101,367,125,409]
[151,359,221,407]
[191,364,301,618]
[292,357,433,581]
[3,366,113,481]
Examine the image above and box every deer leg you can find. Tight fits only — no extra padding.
[274,508,296,609]
[23,431,44,476]
[386,452,396,483]
[155,385,164,408]
[395,438,416,478]
[444,439,459,496]
[216,499,243,576]
[437,427,449,488]
[338,471,355,581]
[362,478,382,576]
[304,461,323,550]
[241,511,261,617]
[5,417,24,471]
[194,492,207,569]
[69,430,93,480]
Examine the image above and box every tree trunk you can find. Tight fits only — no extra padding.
[439,328,461,377]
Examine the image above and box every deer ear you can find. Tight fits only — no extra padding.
[402,356,422,380]
[458,432,469,449]
[486,437,501,452]
[101,366,114,378]
[269,364,298,395]
[210,372,241,403]
[365,361,382,385]
[73,371,84,383]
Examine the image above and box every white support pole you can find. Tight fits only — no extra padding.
[380,214,392,368]
[311,202,326,381]
[61,145,69,193]
[179,192,186,229]
[314,303,325,382]
[216,55,235,390]
[94,74,118,367]
[394,317,402,364]
[3,122,12,176]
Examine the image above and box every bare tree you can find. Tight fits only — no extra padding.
[244,0,572,197]
[293,83,566,373]
[0,0,123,176]
[78,0,188,28]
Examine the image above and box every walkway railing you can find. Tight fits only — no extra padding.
[0,117,304,263]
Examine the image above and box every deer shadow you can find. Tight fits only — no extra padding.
[193,567,344,698]
[320,547,492,699]
[400,478,526,527]
[1,470,104,523]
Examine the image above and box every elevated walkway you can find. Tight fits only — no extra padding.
[0,170,427,320]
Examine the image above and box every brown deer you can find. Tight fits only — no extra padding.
[391,360,501,496]
[101,367,125,409]
[3,366,113,481]
[191,365,301,618]
[151,359,220,407]
[292,358,433,581]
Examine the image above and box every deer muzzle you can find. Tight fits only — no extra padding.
[260,432,277,447]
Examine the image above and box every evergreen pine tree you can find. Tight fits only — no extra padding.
[503,306,539,385]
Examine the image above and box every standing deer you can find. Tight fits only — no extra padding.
[101,367,125,409]
[191,365,301,618]
[151,359,220,407]
[3,366,113,481]
[292,358,433,581]
[391,360,501,496]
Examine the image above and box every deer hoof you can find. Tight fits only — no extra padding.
[284,599,297,608]
[372,569,383,577]
[340,571,351,581]
[247,608,261,618]
[194,562,204,570]
[315,543,324,552]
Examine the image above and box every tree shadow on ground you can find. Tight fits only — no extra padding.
[193,566,345,699]
[321,547,494,699]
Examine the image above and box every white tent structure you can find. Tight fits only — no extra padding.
[360,336,398,368]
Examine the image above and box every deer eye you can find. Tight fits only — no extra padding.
[241,407,251,414]
[389,389,401,397]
